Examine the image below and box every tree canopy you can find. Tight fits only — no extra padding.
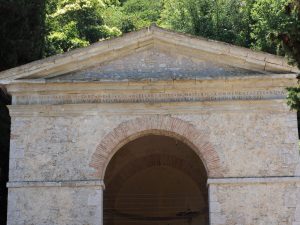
[0,0,45,71]
[44,0,297,56]
[45,0,300,111]
[0,0,300,74]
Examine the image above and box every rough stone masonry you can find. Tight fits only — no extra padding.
[0,25,300,225]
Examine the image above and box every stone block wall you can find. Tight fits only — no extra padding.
[50,48,261,82]
[7,183,103,225]
[208,180,300,225]
[8,101,300,182]
[6,98,300,224]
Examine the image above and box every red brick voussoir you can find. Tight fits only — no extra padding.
[90,115,224,178]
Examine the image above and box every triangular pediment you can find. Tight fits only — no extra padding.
[49,47,265,81]
[0,25,298,82]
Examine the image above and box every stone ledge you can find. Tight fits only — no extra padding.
[7,180,105,189]
[10,88,287,105]
[208,177,300,185]
[7,100,291,117]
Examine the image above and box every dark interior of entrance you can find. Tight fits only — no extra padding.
[104,135,209,225]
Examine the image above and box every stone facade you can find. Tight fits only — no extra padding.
[1,25,300,225]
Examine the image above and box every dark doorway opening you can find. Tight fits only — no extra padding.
[104,135,209,225]
[0,85,11,225]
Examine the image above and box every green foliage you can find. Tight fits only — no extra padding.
[122,0,163,28]
[99,25,122,37]
[160,0,255,47]
[45,0,164,55]
[0,0,46,71]
[278,1,300,111]
[42,0,300,60]
[2,0,300,75]
[101,5,136,33]
[45,0,122,56]
[160,0,213,35]
[250,0,291,54]
[278,0,300,68]
[287,87,300,110]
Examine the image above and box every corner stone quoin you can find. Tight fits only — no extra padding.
[89,115,224,179]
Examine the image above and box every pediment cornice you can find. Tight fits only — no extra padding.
[0,25,298,82]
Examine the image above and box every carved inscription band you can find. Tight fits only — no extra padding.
[14,89,285,105]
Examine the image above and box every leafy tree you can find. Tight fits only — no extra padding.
[121,0,163,30]
[0,0,46,71]
[160,0,254,47]
[278,0,300,68]
[160,0,214,36]
[101,4,136,33]
[282,0,300,111]
[102,0,163,34]
[287,87,300,110]
[45,0,121,56]
[244,0,300,111]
[250,0,291,54]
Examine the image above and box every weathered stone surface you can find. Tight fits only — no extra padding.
[7,187,103,225]
[7,102,299,181]
[48,48,263,81]
[5,76,300,224]
[1,26,300,225]
[209,183,300,225]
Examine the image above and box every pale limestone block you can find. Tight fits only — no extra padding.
[266,62,292,72]
[285,191,297,207]
[295,163,300,176]
[10,141,24,159]
[210,212,226,224]
[266,55,284,65]
[247,51,266,61]
[294,206,300,221]
[210,201,222,213]
[88,189,102,206]
[228,47,248,57]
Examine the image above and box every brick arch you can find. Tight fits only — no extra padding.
[90,115,223,178]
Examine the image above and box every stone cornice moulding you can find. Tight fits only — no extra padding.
[5,74,297,106]
[0,25,298,82]
[7,100,290,117]
[1,73,297,86]
[10,88,288,105]
[7,177,300,188]
[207,177,300,185]
[7,180,105,189]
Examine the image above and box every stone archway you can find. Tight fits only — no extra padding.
[103,135,210,225]
[90,115,223,179]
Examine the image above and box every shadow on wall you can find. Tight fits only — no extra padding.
[0,85,11,225]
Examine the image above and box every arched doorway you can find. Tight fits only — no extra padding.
[103,134,209,225]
